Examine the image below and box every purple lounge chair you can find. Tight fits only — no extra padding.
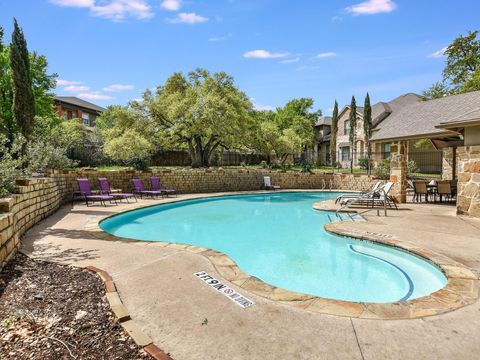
[131,178,163,199]
[150,176,176,197]
[98,178,137,203]
[76,179,116,207]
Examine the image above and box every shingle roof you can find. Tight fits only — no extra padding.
[54,96,106,113]
[315,116,332,126]
[371,91,480,141]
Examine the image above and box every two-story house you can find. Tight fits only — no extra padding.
[313,116,332,165]
[320,93,422,168]
[54,96,105,128]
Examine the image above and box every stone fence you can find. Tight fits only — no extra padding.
[0,168,378,269]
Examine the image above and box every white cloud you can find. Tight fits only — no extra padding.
[161,0,181,11]
[244,50,289,59]
[102,83,134,92]
[331,15,343,22]
[168,12,208,24]
[91,0,153,21]
[64,85,91,92]
[280,57,300,64]
[56,79,83,86]
[428,47,447,59]
[316,52,337,59]
[346,0,397,15]
[50,0,153,21]
[78,92,114,100]
[49,0,93,7]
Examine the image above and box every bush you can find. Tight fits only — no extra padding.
[104,129,153,170]
[0,135,25,198]
[373,158,391,179]
[27,141,77,173]
[300,160,314,173]
[358,157,373,170]
[260,160,269,169]
[407,160,419,175]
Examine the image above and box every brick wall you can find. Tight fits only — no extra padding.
[456,146,480,217]
[0,169,377,269]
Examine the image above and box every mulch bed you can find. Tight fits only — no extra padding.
[0,252,150,359]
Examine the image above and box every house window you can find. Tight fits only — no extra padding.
[342,146,350,161]
[382,143,391,159]
[344,121,350,135]
[82,112,91,126]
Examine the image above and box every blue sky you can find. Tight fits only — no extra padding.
[0,0,479,114]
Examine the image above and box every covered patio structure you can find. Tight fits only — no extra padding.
[369,91,480,216]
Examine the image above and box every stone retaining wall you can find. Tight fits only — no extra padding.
[0,169,377,269]
[47,169,378,200]
[0,178,62,269]
[457,146,480,217]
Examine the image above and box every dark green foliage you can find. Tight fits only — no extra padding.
[329,100,338,167]
[363,93,372,173]
[10,19,35,140]
[348,96,357,173]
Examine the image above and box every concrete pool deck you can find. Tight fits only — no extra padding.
[21,191,480,360]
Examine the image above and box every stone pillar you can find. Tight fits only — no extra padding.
[442,147,457,180]
[390,140,408,203]
[456,145,480,217]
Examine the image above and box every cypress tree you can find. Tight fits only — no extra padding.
[349,96,357,173]
[363,93,372,174]
[10,18,35,141]
[329,100,338,169]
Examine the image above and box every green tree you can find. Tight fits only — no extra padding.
[363,93,372,174]
[349,96,357,173]
[423,31,480,97]
[10,19,35,141]
[422,81,451,100]
[150,68,253,167]
[329,100,338,168]
[443,31,480,87]
[104,128,153,169]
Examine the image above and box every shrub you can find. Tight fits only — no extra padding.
[0,135,25,198]
[260,160,269,169]
[407,160,419,175]
[27,141,77,173]
[300,160,314,173]
[358,156,373,170]
[373,158,391,179]
[104,129,153,170]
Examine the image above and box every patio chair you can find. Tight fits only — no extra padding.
[335,181,383,204]
[131,178,163,199]
[437,181,453,202]
[264,176,280,190]
[341,182,398,209]
[76,178,116,207]
[98,178,137,203]
[150,176,176,197]
[413,181,429,202]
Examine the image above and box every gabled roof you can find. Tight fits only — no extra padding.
[54,96,106,113]
[371,91,480,141]
[315,116,332,126]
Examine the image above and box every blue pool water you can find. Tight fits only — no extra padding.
[100,192,447,303]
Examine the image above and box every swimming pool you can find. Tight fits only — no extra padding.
[100,192,447,303]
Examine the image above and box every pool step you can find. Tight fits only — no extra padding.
[333,212,366,222]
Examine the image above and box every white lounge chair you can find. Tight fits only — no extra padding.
[341,182,398,209]
[264,176,280,190]
[335,181,383,204]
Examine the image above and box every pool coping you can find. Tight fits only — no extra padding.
[83,191,479,320]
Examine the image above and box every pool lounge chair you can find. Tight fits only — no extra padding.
[150,176,176,197]
[264,176,280,190]
[341,182,398,209]
[335,181,383,204]
[131,178,163,199]
[98,178,137,203]
[76,178,116,207]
